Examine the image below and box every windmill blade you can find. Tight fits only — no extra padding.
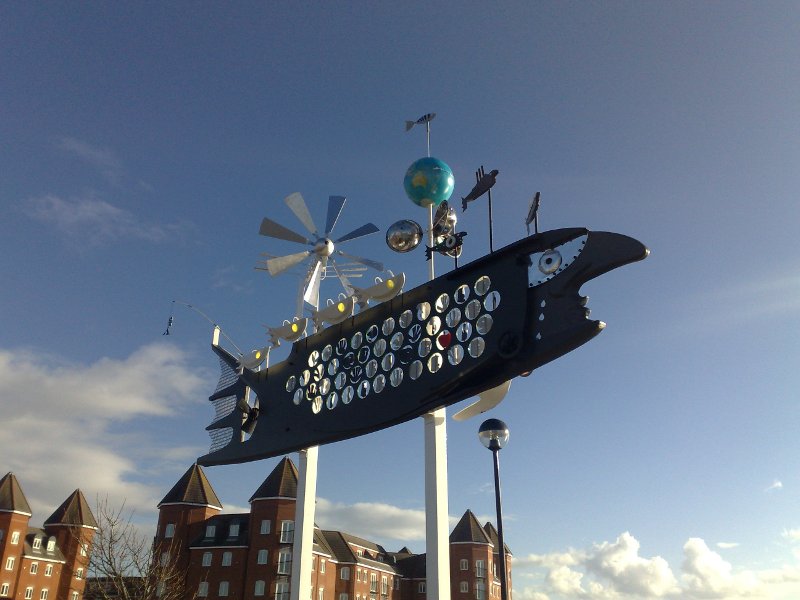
[303,258,325,306]
[336,250,384,272]
[331,261,357,296]
[259,218,312,245]
[285,192,318,236]
[266,250,311,276]
[334,223,380,244]
[325,195,347,236]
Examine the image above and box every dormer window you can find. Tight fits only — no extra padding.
[228,523,239,537]
[205,525,216,538]
[46,538,56,552]
[164,523,175,538]
[32,537,42,550]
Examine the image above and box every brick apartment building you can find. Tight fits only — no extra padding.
[155,458,512,600]
[0,473,96,600]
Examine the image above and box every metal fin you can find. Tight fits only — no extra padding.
[452,379,513,421]
[285,192,318,236]
[259,217,311,245]
[334,223,379,244]
[266,251,311,276]
[325,195,347,236]
[335,250,384,272]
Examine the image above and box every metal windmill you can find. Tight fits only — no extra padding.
[257,192,383,317]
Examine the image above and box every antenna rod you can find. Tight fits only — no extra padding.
[426,120,431,158]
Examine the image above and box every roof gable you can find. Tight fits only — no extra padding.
[449,510,492,544]
[159,464,222,509]
[0,472,32,516]
[44,489,98,528]
[249,457,298,502]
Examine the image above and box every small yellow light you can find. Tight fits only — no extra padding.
[386,280,395,290]
[337,302,346,313]
[291,323,298,332]
[254,351,261,360]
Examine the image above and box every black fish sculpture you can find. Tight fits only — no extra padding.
[425,232,467,260]
[198,227,648,466]
[462,166,499,211]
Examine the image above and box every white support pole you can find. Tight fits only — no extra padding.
[424,203,451,600]
[290,446,319,600]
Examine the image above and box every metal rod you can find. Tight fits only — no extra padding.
[487,187,494,253]
[492,447,508,600]
[426,121,431,157]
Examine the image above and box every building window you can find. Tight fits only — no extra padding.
[475,560,485,578]
[370,573,378,593]
[0,530,3,542]
[80,544,88,557]
[460,582,469,593]
[219,581,229,597]
[5,557,14,571]
[0,584,8,597]
[320,559,326,574]
[255,580,266,596]
[460,559,468,571]
[318,589,324,600]
[260,519,271,534]
[76,568,84,580]
[381,576,388,595]
[44,565,52,577]
[31,562,39,574]
[339,594,348,600]
[257,549,268,565]
[475,582,485,600]
[164,523,175,538]
[205,525,216,538]
[222,551,232,567]
[340,567,350,581]
[71,593,78,600]
[395,578,400,590]
[202,552,212,567]
[275,582,289,600]
[160,552,170,566]
[198,582,208,597]
[40,591,49,600]
[229,523,239,537]
[10,532,19,545]
[33,537,42,550]
[357,568,362,582]
[25,588,33,600]
[277,550,291,574]
[279,521,294,544]
[46,539,55,552]
[418,583,426,594]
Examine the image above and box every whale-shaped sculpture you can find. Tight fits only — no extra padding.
[198,227,648,466]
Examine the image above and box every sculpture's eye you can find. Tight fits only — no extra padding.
[539,249,562,274]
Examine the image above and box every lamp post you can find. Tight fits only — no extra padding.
[478,418,510,600]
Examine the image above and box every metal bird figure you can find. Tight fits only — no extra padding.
[405,113,436,132]
[462,166,499,211]
[425,232,467,260]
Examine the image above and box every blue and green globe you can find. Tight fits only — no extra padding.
[403,157,455,208]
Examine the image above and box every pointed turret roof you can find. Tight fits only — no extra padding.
[249,457,298,502]
[483,521,511,554]
[0,472,32,516]
[449,509,492,544]
[44,489,98,528]
[158,464,222,509]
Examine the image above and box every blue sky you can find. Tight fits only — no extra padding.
[2,2,800,598]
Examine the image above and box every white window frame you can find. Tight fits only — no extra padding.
[30,562,39,574]
[320,559,326,574]
[33,537,42,550]
[475,560,485,578]
[370,573,378,593]
[71,593,78,600]
[25,588,33,600]
[0,584,10,598]
[275,582,289,600]
[44,564,53,577]
[255,580,266,597]
[260,519,271,535]
[10,532,19,545]
[257,549,268,565]
[164,523,175,538]
[205,525,216,538]
[40,591,49,600]
[277,550,291,574]
[222,551,232,567]
[460,582,469,593]
[219,581,229,597]
[229,523,239,537]
[381,576,388,595]
[418,583,426,594]
[318,589,324,600]
[198,582,208,597]
[75,567,84,580]
[340,567,350,581]
[460,559,468,571]
[279,520,294,544]
[339,594,348,600]
[5,557,14,571]
[80,543,88,557]
[475,582,485,600]
[202,552,212,567]
[46,539,55,552]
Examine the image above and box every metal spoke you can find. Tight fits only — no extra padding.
[325,196,346,236]
[335,250,384,272]
[259,218,312,245]
[285,192,318,236]
[334,223,379,244]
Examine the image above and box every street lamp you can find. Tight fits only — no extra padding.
[478,418,509,600]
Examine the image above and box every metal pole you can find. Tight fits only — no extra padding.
[487,188,494,253]
[491,446,508,600]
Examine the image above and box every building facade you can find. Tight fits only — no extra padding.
[0,473,97,600]
[155,459,512,600]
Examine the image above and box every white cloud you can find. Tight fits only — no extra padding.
[716,542,740,549]
[681,537,762,598]
[0,343,209,520]
[56,137,125,184]
[765,480,784,493]
[23,194,186,244]
[782,529,800,542]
